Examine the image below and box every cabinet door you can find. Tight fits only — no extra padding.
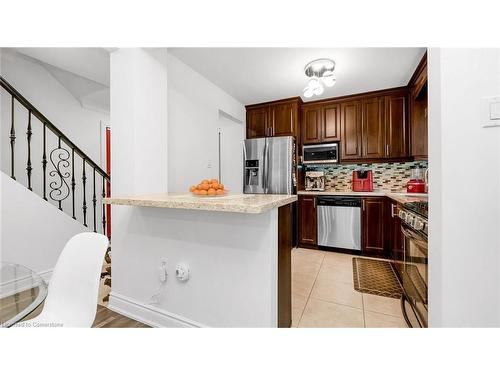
[340,100,362,160]
[410,88,428,159]
[385,93,408,158]
[322,103,340,142]
[362,197,387,257]
[298,196,317,246]
[388,200,404,262]
[271,101,296,137]
[301,106,322,144]
[246,105,269,139]
[362,96,385,159]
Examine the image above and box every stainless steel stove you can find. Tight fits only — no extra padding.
[395,200,428,328]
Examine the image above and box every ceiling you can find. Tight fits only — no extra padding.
[15,48,110,85]
[169,48,427,105]
[15,48,110,113]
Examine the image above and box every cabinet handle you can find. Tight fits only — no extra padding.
[362,200,365,211]
[313,197,316,208]
[391,203,397,218]
[386,144,390,156]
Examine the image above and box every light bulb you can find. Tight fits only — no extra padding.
[323,75,336,87]
[307,77,320,90]
[313,83,324,96]
[303,86,314,98]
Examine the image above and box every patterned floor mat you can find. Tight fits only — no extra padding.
[352,257,402,299]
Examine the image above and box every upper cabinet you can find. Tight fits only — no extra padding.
[246,82,417,162]
[409,52,428,160]
[301,102,340,145]
[340,89,408,162]
[246,98,300,139]
[340,100,363,159]
[362,96,386,159]
[246,104,269,138]
[385,92,408,158]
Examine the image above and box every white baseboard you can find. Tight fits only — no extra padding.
[108,292,206,328]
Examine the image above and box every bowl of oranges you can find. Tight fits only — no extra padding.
[189,179,227,197]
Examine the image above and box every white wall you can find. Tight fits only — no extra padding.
[167,53,245,193]
[428,48,500,327]
[0,171,89,278]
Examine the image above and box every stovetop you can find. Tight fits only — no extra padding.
[403,201,428,219]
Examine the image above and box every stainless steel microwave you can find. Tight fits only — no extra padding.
[302,143,339,164]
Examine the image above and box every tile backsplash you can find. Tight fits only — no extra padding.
[305,161,428,191]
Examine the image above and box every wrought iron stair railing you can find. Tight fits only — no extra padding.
[1,76,110,237]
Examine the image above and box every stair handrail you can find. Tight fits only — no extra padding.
[0,76,110,180]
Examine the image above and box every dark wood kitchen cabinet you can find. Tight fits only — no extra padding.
[298,195,317,247]
[362,197,387,257]
[270,100,299,137]
[340,100,363,160]
[409,52,428,160]
[246,98,301,139]
[301,105,322,144]
[385,91,408,158]
[301,102,340,145]
[246,104,269,139]
[388,199,404,262]
[362,96,386,159]
[322,102,341,142]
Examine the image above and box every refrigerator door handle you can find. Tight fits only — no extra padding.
[262,139,268,191]
[264,139,270,193]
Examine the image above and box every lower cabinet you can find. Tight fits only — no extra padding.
[388,199,404,262]
[298,195,317,247]
[361,197,387,257]
[297,194,400,260]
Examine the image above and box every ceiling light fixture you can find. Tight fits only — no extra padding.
[303,58,336,98]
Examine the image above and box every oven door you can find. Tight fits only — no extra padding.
[400,222,428,327]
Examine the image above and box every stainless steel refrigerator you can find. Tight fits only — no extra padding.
[243,136,295,195]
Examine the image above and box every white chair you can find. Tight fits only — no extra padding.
[18,232,109,328]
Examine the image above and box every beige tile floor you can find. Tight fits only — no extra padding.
[292,248,407,328]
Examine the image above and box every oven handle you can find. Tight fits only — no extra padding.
[400,294,413,328]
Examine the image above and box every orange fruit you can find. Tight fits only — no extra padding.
[207,188,216,196]
[189,185,196,192]
[210,179,219,184]
[192,189,199,195]
[219,184,224,190]
[216,189,225,195]
[198,189,207,195]
[200,183,209,190]
[211,183,219,189]
[201,179,209,185]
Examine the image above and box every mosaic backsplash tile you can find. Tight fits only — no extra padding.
[305,161,428,191]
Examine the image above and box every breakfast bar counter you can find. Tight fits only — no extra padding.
[104,193,297,214]
[105,192,295,328]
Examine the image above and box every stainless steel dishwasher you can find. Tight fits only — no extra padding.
[317,196,362,251]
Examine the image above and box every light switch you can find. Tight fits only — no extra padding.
[490,101,500,120]
[482,96,500,127]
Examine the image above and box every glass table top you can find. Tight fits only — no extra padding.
[0,262,48,327]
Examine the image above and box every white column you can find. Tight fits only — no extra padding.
[110,48,168,196]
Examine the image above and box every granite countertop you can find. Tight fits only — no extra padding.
[103,193,297,214]
[297,190,427,204]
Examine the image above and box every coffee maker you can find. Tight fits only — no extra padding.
[305,171,325,191]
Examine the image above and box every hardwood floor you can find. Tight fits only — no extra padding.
[92,305,149,328]
[1,289,149,328]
